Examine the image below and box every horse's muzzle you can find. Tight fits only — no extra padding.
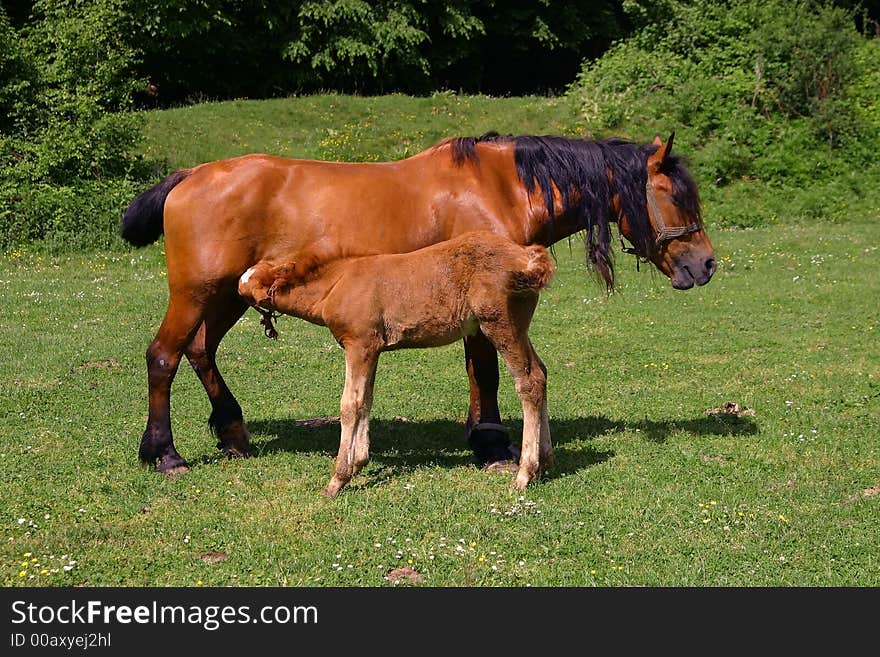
[671,255,716,290]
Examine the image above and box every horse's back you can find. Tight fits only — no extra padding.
[162,153,445,281]
[158,145,529,296]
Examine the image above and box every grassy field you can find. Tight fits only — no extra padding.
[141,92,582,171]
[1,218,878,586]
[1,94,878,587]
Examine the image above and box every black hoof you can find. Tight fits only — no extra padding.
[140,431,189,473]
[217,442,249,459]
[156,453,190,474]
[467,423,519,468]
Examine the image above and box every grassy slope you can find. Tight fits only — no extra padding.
[1,95,878,586]
[140,93,582,169]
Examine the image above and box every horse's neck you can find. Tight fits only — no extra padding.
[527,195,614,246]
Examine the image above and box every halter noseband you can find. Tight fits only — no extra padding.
[645,178,702,247]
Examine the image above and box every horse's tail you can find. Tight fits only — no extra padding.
[510,245,556,292]
[120,170,192,247]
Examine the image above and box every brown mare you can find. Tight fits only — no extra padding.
[121,132,716,474]
[238,231,556,495]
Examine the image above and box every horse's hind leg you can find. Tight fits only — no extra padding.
[184,296,250,458]
[464,332,518,470]
[139,296,205,473]
[324,343,379,497]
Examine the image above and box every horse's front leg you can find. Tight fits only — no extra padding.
[463,331,518,471]
[324,343,379,497]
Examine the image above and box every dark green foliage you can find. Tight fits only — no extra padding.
[110,0,632,101]
[0,1,147,251]
[0,178,143,251]
[0,11,38,135]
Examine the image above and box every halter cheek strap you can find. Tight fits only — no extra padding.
[645,179,701,247]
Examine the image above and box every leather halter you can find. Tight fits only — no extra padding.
[645,178,701,247]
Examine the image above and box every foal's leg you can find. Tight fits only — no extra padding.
[531,347,553,471]
[480,298,550,489]
[508,348,547,490]
[463,332,518,470]
[351,354,377,479]
[139,295,205,473]
[324,343,379,497]
[490,339,546,489]
[511,346,548,490]
[184,295,251,458]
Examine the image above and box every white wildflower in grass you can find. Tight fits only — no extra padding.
[489,497,544,520]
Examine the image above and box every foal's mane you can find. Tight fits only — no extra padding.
[442,132,701,290]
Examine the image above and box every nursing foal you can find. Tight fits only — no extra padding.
[238,231,555,496]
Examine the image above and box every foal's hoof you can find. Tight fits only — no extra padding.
[322,475,348,498]
[512,474,531,490]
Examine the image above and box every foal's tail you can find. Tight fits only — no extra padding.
[510,245,556,292]
[120,170,192,247]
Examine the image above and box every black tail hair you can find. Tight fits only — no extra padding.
[120,170,191,247]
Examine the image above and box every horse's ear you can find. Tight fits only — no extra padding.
[648,132,675,174]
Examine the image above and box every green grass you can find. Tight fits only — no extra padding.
[140,92,582,170]
[2,93,878,586]
[2,218,878,586]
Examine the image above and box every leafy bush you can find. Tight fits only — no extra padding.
[114,0,633,100]
[0,1,147,252]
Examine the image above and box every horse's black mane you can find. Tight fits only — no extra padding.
[449,132,701,289]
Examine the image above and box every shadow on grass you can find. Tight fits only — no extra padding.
[247,411,757,481]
